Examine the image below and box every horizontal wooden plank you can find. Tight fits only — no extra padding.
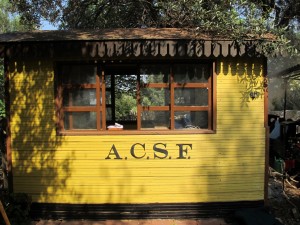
[16,182,264,195]
[13,173,263,185]
[16,191,264,204]
[12,163,265,177]
[13,168,265,177]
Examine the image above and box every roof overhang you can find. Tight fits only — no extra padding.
[281,64,300,80]
[0,28,270,59]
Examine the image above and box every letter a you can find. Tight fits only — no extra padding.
[105,144,122,159]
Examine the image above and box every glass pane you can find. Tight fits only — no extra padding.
[64,112,98,130]
[141,88,170,106]
[140,65,169,84]
[141,111,170,129]
[175,88,208,106]
[62,65,97,84]
[115,74,137,93]
[174,111,208,129]
[105,74,111,88]
[63,89,97,106]
[173,64,210,83]
[106,91,112,104]
[106,107,112,121]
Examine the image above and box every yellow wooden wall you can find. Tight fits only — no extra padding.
[9,58,266,204]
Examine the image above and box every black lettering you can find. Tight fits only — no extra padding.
[177,144,192,159]
[153,143,168,159]
[130,143,146,159]
[105,144,122,159]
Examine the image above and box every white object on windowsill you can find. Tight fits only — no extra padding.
[107,123,124,130]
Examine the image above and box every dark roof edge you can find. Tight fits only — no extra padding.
[0,28,275,43]
[281,64,300,79]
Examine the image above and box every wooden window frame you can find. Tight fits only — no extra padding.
[55,61,217,135]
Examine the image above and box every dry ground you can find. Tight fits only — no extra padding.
[268,170,300,225]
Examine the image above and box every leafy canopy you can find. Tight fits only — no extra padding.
[1,0,30,118]
[8,0,300,56]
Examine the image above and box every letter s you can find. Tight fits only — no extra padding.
[153,143,168,159]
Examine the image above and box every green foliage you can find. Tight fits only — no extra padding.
[0,0,31,119]
[0,0,28,32]
[0,100,4,118]
[9,0,300,56]
[0,193,32,225]
[115,94,136,120]
[114,75,137,98]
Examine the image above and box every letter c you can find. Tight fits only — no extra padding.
[130,143,146,159]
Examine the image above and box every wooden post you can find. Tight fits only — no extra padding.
[0,200,11,225]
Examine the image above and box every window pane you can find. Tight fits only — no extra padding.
[140,65,169,84]
[106,107,112,121]
[106,91,111,104]
[62,65,97,84]
[105,75,111,88]
[174,111,208,129]
[141,88,170,106]
[141,111,170,129]
[175,88,208,106]
[173,64,210,83]
[64,112,98,130]
[63,89,97,106]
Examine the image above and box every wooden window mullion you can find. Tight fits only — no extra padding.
[69,114,73,130]
[68,88,73,129]
[111,74,115,123]
[208,62,216,130]
[101,69,106,130]
[96,67,101,130]
[56,85,64,131]
[207,63,213,130]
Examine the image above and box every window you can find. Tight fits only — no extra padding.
[56,61,215,134]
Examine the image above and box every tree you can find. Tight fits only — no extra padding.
[0,0,30,117]
[9,0,300,54]
[6,0,300,117]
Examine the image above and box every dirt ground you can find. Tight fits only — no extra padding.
[268,169,300,225]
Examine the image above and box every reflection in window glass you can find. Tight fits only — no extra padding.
[63,89,97,106]
[62,65,97,84]
[141,111,170,129]
[175,111,208,129]
[106,91,111,104]
[59,62,213,132]
[140,65,169,84]
[141,88,170,106]
[105,75,111,88]
[106,108,112,121]
[174,88,208,106]
[64,112,98,130]
[173,64,210,83]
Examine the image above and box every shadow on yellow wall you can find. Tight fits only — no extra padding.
[6,57,266,210]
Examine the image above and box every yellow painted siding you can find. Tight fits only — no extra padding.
[9,58,266,204]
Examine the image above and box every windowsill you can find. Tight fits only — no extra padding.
[57,129,216,136]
